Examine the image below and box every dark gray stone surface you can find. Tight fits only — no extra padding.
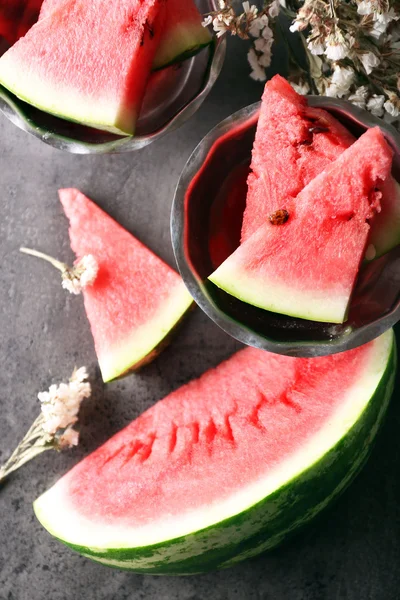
[1,38,400,600]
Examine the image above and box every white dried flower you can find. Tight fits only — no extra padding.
[359,51,380,74]
[248,47,267,81]
[268,0,280,19]
[307,39,325,55]
[38,367,91,439]
[325,32,355,61]
[348,86,369,109]
[367,94,385,117]
[325,66,355,98]
[290,80,310,95]
[20,248,99,296]
[242,2,258,18]
[248,14,269,37]
[384,100,400,118]
[357,1,376,16]
[201,15,213,27]
[0,367,91,483]
[57,428,80,450]
[61,254,99,295]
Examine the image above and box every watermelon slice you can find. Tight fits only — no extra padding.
[210,128,393,324]
[59,189,193,383]
[33,330,396,573]
[241,75,400,259]
[39,0,212,71]
[0,0,166,134]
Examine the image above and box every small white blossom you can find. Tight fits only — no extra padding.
[357,1,376,16]
[367,94,385,117]
[58,428,80,449]
[325,32,354,61]
[325,66,355,98]
[348,86,369,109]
[384,100,400,118]
[39,367,91,439]
[308,38,325,55]
[290,80,310,95]
[268,0,280,19]
[201,15,213,27]
[0,367,91,483]
[290,18,308,33]
[359,51,380,74]
[61,254,99,295]
[242,2,258,18]
[248,14,269,37]
[212,15,232,37]
[247,47,267,81]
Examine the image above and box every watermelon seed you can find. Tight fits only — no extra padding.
[269,209,289,225]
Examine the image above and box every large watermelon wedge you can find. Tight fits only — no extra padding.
[34,330,396,573]
[59,189,193,383]
[0,0,166,134]
[39,0,211,71]
[241,75,400,259]
[210,128,393,324]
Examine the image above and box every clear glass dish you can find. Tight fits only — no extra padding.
[0,0,225,154]
[171,97,400,358]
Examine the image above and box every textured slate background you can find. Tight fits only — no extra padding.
[1,38,400,600]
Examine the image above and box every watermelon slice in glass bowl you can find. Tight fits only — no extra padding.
[171,97,400,358]
[0,0,225,154]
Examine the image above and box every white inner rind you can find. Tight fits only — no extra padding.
[99,280,193,382]
[0,54,136,135]
[209,262,349,324]
[34,330,393,550]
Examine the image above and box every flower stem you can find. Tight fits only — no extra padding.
[20,247,68,274]
[0,414,52,484]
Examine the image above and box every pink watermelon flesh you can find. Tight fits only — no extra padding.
[59,189,193,382]
[39,0,211,70]
[210,128,393,324]
[241,75,355,243]
[38,337,384,532]
[241,75,400,259]
[0,0,166,134]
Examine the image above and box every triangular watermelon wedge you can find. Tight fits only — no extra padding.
[0,0,166,134]
[241,75,400,260]
[33,330,395,573]
[241,75,355,243]
[39,0,212,71]
[210,128,393,324]
[59,189,193,382]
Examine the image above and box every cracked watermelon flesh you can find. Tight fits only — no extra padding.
[241,75,400,259]
[210,128,393,324]
[59,189,193,383]
[33,330,395,573]
[0,0,166,134]
[39,0,211,70]
[0,0,42,44]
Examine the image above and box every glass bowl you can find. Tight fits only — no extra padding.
[171,97,400,358]
[0,0,225,154]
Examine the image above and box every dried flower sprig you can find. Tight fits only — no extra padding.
[20,247,98,295]
[207,0,400,128]
[0,367,91,484]
[202,1,280,80]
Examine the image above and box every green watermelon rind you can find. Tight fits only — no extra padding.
[152,23,212,71]
[98,280,194,383]
[33,330,396,574]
